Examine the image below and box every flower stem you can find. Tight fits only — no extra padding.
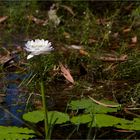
[40,81,50,139]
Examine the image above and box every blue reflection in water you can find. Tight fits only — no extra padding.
[0,73,26,126]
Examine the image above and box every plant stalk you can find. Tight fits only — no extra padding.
[40,81,49,139]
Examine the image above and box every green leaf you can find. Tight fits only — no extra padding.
[71,114,92,125]
[87,104,118,114]
[48,111,70,124]
[91,114,131,128]
[23,110,44,123]
[133,118,140,123]
[71,113,133,129]
[69,99,93,110]
[69,98,118,113]
[0,126,35,139]
[116,118,140,130]
[23,110,70,124]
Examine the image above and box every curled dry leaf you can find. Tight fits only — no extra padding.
[60,5,75,16]
[0,16,8,23]
[59,62,74,84]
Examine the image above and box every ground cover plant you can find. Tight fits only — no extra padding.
[0,1,140,139]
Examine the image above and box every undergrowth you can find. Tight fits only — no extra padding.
[0,1,140,139]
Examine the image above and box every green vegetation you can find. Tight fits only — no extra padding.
[0,126,35,139]
[0,1,140,139]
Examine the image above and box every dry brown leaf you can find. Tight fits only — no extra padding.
[131,36,137,44]
[59,62,74,84]
[79,49,89,56]
[0,16,8,23]
[0,55,12,64]
[114,129,134,133]
[123,28,131,33]
[27,15,48,25]
[97,54,127,62]
[120,54,128,60]
[60,5,75,16]
[88,38,97,44]
[68,45,82,50]
[88,96,120,108]
[0,47,11,64]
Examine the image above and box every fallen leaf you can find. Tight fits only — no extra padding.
[59,62,74,84]
[79,49,90,56]
[96,54,127,62]
[131,36,137,44]
[0,55,12,64]
[120,54,128,61]
[114,129,134,133]
[0,47,11,64]
[0,16,8,23]
[123,28,131,33]
[68,45,83,50]
[88,38,97,44]
[27,15,48,25]
[88,96,120,108]
[60,5,75,16]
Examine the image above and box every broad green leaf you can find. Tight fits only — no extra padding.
[133,118,140,123]
[71,113,140,131]
[116,118,140,130]
[69,98,118,113]
[86,104,118,114]
[91,114,131,127]
[0,126,35,139]
[48,111,70,124]
[23,110,44,123]
[71,114,92,124]
[69,99,93,110]
[116,123,140,130]
[23,110,70,124]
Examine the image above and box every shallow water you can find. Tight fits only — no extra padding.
[0,73,26,126]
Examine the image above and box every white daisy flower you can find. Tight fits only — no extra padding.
[25,39,54,59]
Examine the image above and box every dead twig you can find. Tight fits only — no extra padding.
[88,96,121,108]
